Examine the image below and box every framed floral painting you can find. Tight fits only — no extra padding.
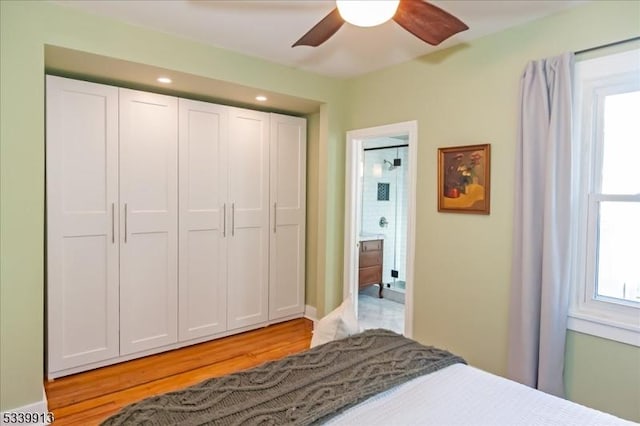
[437,144,491,214]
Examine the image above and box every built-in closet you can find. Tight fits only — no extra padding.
[45,75,306,379]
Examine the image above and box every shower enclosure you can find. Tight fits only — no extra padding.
[361,144,408,295]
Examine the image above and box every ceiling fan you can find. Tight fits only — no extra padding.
[292,0,468,48]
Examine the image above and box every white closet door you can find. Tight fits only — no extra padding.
[119,89,178,355]
[269,114,307,320]
[46,76,120,372]
[227,107,270,330]
[178,99,229,341]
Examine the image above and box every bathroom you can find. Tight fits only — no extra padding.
[358,138,408,333]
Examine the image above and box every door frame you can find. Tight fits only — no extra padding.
[343,121,418,338]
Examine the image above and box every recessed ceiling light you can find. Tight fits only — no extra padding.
[255,95,267,102]
[157,77,172,84]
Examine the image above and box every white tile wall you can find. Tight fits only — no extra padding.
[361,144,408,286]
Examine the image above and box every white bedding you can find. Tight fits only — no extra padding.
[328,363,635,425]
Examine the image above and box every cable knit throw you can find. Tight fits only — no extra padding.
[102,329,465,426]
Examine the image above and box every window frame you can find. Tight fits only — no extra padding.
[568,48,640,347]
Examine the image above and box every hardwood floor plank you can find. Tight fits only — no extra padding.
[46,319,311,407]
[45,318,313,425]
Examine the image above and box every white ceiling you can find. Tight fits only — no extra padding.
[53,0,585,78]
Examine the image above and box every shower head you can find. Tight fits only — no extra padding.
[383,159,401,171]
[383,159,396,171]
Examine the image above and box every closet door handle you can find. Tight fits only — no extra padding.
[222,203,227,237]
[273,202,277,233]
[111,203,115,244]
[124,203,128,243]
[231,203,235,236]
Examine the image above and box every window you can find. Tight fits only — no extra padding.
[569,48,640,346]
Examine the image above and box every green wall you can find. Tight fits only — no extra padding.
[0,0,346,411]
[1,0,638,422]
[344,1,639,421]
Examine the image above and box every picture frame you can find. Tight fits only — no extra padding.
[437,144,491,214]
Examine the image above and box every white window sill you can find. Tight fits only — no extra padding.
[568,312,640,347]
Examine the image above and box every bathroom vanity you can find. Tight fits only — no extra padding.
[358,237,384,298]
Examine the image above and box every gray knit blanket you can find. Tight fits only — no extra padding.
[101,329,465,426]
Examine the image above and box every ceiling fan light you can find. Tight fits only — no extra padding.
[336,0,400,28]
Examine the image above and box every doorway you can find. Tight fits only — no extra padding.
[343,121,417,337]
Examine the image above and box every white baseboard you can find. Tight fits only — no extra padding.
[304,305,318,323]
[1,387,50,426]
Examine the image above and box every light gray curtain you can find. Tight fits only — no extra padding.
[507,52,574,398]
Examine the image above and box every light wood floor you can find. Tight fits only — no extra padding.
[44,318,313,425]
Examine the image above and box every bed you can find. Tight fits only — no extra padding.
[329,363,632,425]
[102,328,634,425]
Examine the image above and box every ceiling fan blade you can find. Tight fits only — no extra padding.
[292,8,344,47]
[393,0,468,46]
